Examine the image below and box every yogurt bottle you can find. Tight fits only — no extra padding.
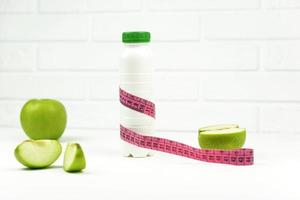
[120,31,154,157]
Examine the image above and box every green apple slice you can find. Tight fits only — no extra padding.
[63,143,86,172]
[198,125,246,150]
[14,140,62,169]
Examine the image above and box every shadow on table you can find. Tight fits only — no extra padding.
[20,165,61,171]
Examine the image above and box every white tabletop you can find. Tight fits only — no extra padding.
[0,128,299,200]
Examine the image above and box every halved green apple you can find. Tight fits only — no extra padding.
[198,124,246,150]
[63,143,86,172]
[14,140,62,169]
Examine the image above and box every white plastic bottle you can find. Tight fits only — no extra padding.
[120,31,154,157]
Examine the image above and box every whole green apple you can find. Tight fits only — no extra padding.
[20,99,67,140]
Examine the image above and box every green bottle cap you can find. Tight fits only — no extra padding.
[122,32,151,43]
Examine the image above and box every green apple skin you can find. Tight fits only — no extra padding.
[64,143,86,172]
[14,140,62,169]
[20,99,67,140]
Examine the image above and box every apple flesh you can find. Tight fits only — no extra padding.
[20,99,67,140]
[14,140,62,169]
[198,124,246,150]
[199,124,239,132]
[63,143,86,172]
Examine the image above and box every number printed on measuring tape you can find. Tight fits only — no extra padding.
[119,87,254,166]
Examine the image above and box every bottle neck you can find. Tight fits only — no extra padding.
[123,42,150,47]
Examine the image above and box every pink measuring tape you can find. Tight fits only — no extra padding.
[120,88,254,166]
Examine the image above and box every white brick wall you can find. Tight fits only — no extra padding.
[0,0,300,134]
[92,13,200,41]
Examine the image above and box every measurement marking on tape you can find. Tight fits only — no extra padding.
[120,88,155,118]
[119,87,254,166]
